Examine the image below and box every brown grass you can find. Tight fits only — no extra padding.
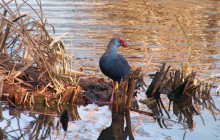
[0,0,86,104]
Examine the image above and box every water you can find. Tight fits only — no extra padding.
[1,93,220,139]
[0,0,220,139]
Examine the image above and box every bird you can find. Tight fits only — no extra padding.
[96,37,131,105]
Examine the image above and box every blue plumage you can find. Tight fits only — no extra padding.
[99,38,130,82]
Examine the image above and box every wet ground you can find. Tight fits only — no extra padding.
[0,0,220,139]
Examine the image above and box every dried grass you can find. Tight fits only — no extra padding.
[0,0,85,102]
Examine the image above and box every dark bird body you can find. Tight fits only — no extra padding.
[96,38,130,105]
[100,38,130,82]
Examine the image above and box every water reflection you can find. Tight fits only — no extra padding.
[172,96,198,130]
[0,102,133,139]
[142,87,220,131]
[27,114,54,139]
[98,111,127,140]
[90,110,135,140]
[0,103,81,139]
[146,99,170,129]
[1,95,220,139]
[60,110,69,131]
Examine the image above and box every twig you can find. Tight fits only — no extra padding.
[131,109,188,127]
[39,82,51,94]
[14,77,33,88]
[0,75,5,98]
[45,97,50,108]
[130,109,154,116]
[11,60,35,78]
[6,97,20,108]
[144,1,159,24]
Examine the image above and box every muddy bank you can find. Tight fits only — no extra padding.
[77,77,112,104]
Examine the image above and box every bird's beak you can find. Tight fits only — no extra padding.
[122,42,128,48]
[118,38,128,48]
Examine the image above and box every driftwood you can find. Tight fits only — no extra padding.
[145,63,170,99]
[112,68,142,112]
[126,68,142,110]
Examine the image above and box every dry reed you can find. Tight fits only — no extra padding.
[0,0,85,104]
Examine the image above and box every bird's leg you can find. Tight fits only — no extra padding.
[110,80,118,104]
[109,81,114,104]
[95,80,116,105]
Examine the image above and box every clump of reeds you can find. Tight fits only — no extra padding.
[138,63,219,129]
[0,0,85,105]
[144,63,219,101]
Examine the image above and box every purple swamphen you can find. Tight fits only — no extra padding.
[96,38,131,105]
